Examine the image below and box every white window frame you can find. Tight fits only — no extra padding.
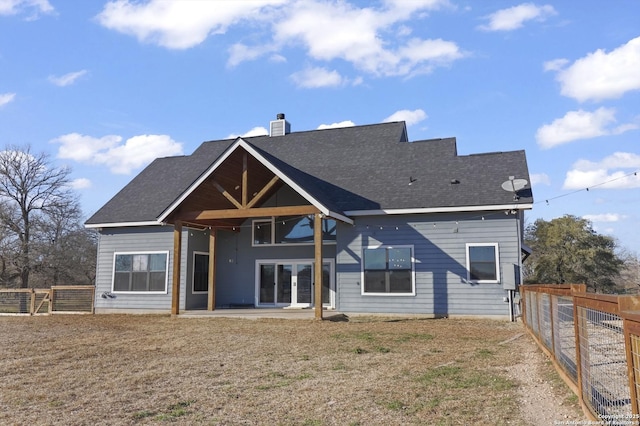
[192,251,209,294]
[361,245,416,296]
[111,251,169,294]
[251,217,337,247]
[466,243,500,283]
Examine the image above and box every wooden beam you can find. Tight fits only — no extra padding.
[314,213,323,320]
[184,205,320,221]
[212,180,242,209]
[171,221,182,316]
[246,175,280,209]
[242,152,248,207]
[207,228,216,311]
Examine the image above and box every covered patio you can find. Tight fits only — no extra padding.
[160,140,349,320]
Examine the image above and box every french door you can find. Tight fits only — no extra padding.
[256,260,334,308]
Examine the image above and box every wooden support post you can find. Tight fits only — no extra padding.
[314,213,323,320]
[207,228,217,311]
[171,221,182,316]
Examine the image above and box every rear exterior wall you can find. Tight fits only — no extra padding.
[335,212,522,318]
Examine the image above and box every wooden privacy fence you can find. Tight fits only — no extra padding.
[0,285,95,315]
[521,284,640,424]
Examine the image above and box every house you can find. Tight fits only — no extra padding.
[85,114,533,320]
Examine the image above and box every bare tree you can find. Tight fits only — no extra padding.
[33,197,97,286]
[0,146,72,289]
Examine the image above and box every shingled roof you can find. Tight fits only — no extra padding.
[85,121,533,226]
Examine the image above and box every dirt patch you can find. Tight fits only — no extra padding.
[0,315,583,425]
[505,333,584,425]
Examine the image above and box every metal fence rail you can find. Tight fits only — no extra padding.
[0,286,94,315]
[521,284,640,422]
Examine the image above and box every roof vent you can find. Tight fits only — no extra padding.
[269,113,291,137]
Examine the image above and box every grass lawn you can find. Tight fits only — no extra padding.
[0,315,572,425]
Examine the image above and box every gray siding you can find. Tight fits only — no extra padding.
[336,213,521,317]
[94,226,183,312]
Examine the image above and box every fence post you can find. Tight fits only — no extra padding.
[621,296,640,415]
[520,287,527,326]
[29,288,35,315]
[48,288,54,313]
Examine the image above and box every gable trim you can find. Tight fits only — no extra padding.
[345,203,533,216]
[156,138,353,225]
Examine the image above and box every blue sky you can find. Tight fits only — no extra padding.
[1,1,639,252]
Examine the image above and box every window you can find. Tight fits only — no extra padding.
[113,252,168,293]
[253,219,272,245]
[193,252,209,293]
[252,216,336,246]
[466,243,500,283]
[362,246,414,295]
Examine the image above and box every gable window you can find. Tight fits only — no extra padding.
[113,252,168,293]
[466,243,500,283]
[253,219,273,245]
[252,216,336,246]
[362,246,414,295]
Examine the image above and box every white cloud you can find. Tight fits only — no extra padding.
[227,127,269,139]
[383,109,427,126]
[97,0,462,79]
[535,107,637,149]
[290,66,347,88]
[48,70,88,87]
[543,58,568,72]
[69,178,92,190]
[583,213,626,223]
[96,0,286,50]
[317,121,355,130]
[52,133,183,175]
[0,92,16,107]
[563,152,640,190]
[555,36,640,102]
[0,0,53,18]
[275,1,463,77]
[228,43,274,68]
[478,3,556,32]
[530,173,550,186]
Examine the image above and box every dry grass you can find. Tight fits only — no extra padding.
[0,314,553,425]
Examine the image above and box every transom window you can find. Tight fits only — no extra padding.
[113,252,168,293]
[252,216,336,246]
[362,246,414,295]
[466,243,500,283]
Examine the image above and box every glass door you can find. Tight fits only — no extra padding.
[292,263,312,307]
[277,264,292,305]
[259,264,275,304]
[259,263,293,306]
[257,260,334,308]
